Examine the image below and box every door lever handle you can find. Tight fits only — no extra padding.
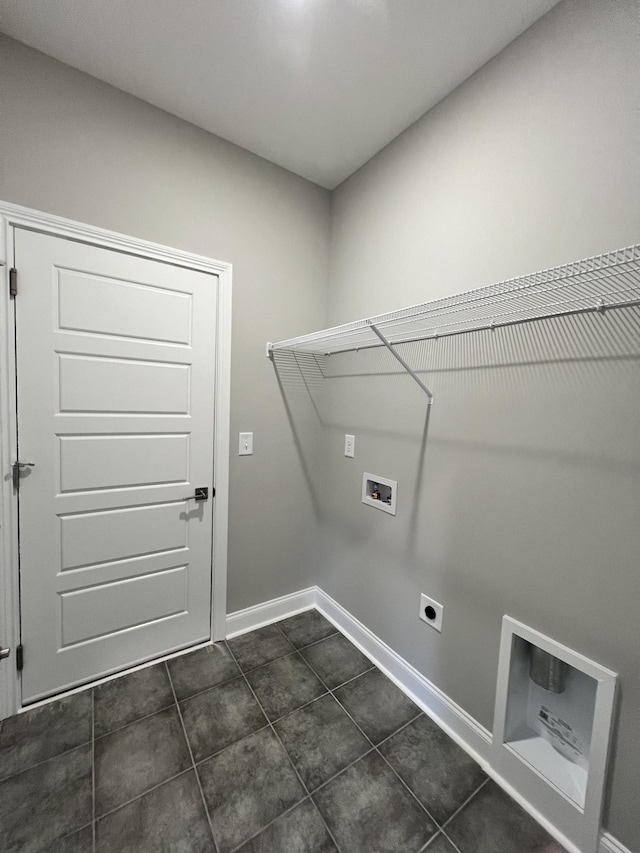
[12,461,35,489]
[182,487,209,502]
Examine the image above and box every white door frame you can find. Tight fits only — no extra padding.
[0,201,232,719]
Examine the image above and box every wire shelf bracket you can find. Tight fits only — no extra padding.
[368,322,433,403]
[267,243,640,402]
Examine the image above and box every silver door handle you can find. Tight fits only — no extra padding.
[182,487,209,502]
[12,461,35,489]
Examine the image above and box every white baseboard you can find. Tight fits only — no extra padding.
[226,585,628,853]
[225,586,316,638]
[599,832,633,853]
[313,587,493,759]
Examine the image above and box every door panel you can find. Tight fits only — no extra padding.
[60,566,187,647]
[58,355,191,414]
[57,269,193,344]
[58,434,189,492]
[15,229,217,702]
[59,502,188,570]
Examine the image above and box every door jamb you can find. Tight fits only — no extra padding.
[0,200,232,719]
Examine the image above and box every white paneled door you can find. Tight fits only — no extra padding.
[14,229,217,703]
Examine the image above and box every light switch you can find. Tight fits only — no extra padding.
[239,432,253,455]
[344,434,355,458]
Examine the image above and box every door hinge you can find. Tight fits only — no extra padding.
[16,644,23,672]
[211,486,216,499]
[9,268,17,298]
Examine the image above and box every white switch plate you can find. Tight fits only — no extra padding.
[239,432,253,455]
[344,434,355,458]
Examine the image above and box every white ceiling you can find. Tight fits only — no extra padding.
[0,0,560,189]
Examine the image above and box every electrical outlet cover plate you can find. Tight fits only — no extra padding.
[419,594,443,632]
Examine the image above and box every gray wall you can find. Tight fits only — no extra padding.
[2,1,639,846]
[0,35,331,612]
[323,0,639,847]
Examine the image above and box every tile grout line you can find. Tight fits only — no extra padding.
[374,709,423,749]
[225,639,345,853]
[232,619,474,849]
[275,614,491,851]
[93,700,177,741]
[268,683,330,726]
[417,831,455,853]
[227,796,313,853]
[95,766,194,822]
[92,688,96,853]
[301,632,443,834]
[439,776,490,834]
[438,828,466,853]
[307,745,378,797]
[272,618,339,652]
[320,663,377,692]
[0,737,94,785]
[165,661,220,853]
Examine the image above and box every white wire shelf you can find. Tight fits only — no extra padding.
[268,244,640,359]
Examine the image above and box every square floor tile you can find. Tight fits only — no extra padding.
[277,610,338,649]
[180,677,266,763]
[96,770,215,853]
[275,694,370,791]
[335,668,420,744]
[0,690,92,781]
[445,781,568,853]
[314,751,437,853]
[379,714,486,824]
[246,653,326,721]
[95,705,191,816]
[236,798,338,853]
[0,744,92,853]
[300,634,372,689]
[94,662,175,737]
[167,643,240,701]
[227,624,295,671]
[198,726,306,853]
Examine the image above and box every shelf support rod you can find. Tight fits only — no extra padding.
[368,323,433,404]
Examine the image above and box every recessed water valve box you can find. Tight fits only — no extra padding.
[493,617,617,853]
[362,473,397,515]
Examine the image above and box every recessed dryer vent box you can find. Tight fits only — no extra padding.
[362,473,396,515]
[493,617,617,853]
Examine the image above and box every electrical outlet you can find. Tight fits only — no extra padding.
[419,594,443,632]
[344,434,355,458]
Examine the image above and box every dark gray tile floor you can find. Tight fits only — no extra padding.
[0,609,569,853]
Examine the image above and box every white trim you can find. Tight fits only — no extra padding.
[0,200,232,719]
[0,201,226,274]
[225,587,317,639]
[211,261,232,641]
[599,831,633,853]
[0,216,20,721]
[225,586,626,853]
